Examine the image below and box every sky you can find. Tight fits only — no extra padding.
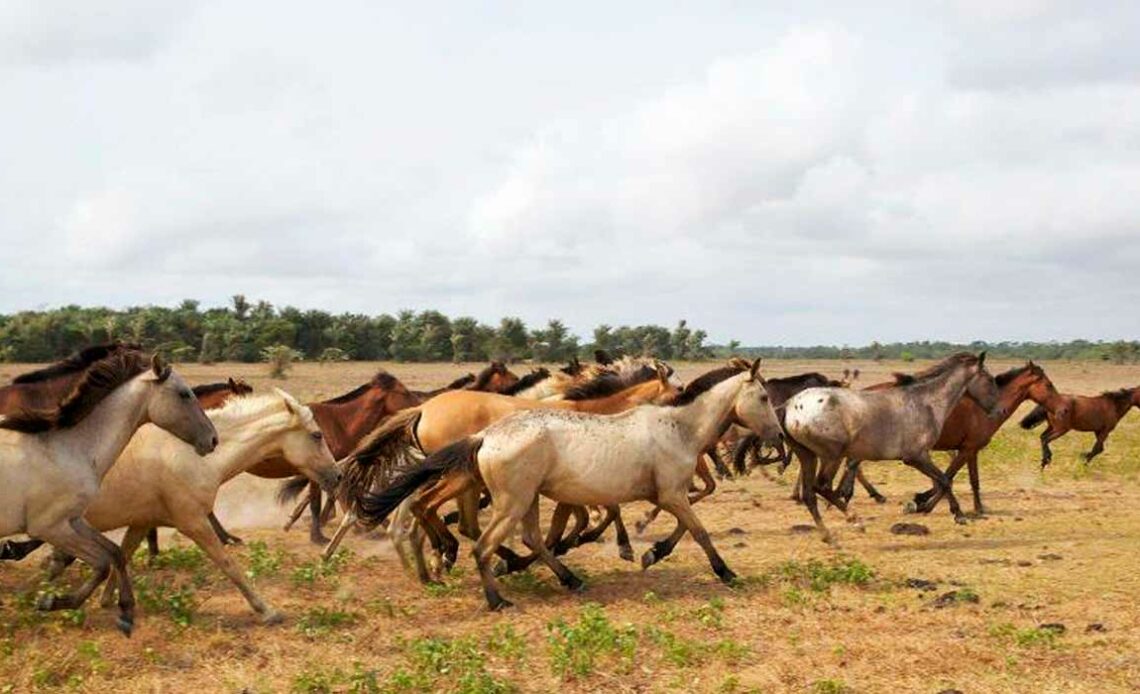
[1,1,1138,345]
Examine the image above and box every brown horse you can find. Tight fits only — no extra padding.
[1020,384,1140,466]
[0,343,143,414]
[840,361,1059,514]
[334,365,679,578]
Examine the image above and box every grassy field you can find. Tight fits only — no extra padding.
[1,359,1139,693]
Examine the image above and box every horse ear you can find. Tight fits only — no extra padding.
[977,351,987,368]
[273,388,302,416]
[852,368,860,380]
[151,354,171,382]
[654,360,670,384]
[749,357,764,383]
[594,349,613,365]
[228,377,238,389]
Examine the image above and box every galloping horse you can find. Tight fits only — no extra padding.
[356,359,781,609]
[329,364,678,578]
[1020,384,1140,466]
[784,353,1000,542]
[839,362,1059,514]
[47,390,337,624]
[0,348,217,635]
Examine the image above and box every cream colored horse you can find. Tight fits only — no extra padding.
[357,360,781,609]
[47,390,337,624]
[0,351,217,635]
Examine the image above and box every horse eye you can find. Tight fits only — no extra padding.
[179,390,192,400]
[310,431,323,442]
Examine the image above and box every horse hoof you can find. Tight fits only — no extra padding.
[904,501,919,514]
[873,495,887,504]
[310,534,330,546]
[491,560,508,577]
[488,597,514,611]
[640,549,657,570]
[36,594,56,611]
[618,545,634,563]
[634,521,648,536]
[563,574,585,592]
[716,568,738,585]
[261,610,285,626]
[116,616,133,637]
[223,536,244,546]
[954,515,969,526]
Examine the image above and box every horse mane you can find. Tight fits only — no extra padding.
[209,392,311,428]
[562,363,660,401]
[469,362,506,391]
[192,380,249,398]
[11,342,142,385]
[892,353,979,388]
[445,373,476,390]
[768,372,837,389]
[499,368,550,396]
[0,348,152,433]
[993,364,1035,387]
[1100,387,1135,405]
[668,364,746,407]
[323,371,403,405]
[324,381,373,404]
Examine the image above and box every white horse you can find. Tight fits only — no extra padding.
[46,389,338,624]
[0,350,217,635]
[357,359,781,609]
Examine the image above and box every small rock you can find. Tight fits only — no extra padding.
[733,542,747,548]
[1038,553,1063,561]
[937,689,964,694]
[728,527,747,535]
[980,558,1010,565]
[1016,560,1033,567]
[1014,517,1024,521]
[905,578,938,592]
[890,522,930,536]
[1086,623,1107,633]
[932,590,980,608]
[790,524,815,534]
[1040,622,1066,634]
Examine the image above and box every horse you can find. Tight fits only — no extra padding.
[278,363,519,543]
[784,352,1000,543]
[0,348,218,635]
[0,342,143,414]
[839,361,1059,514]
[140,378,255,555]
[327,363,678,578]
[355,359,781,610]
[44,390,337,624]
[1020,384,1140,466]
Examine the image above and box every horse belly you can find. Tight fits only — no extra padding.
[540,441,654,506]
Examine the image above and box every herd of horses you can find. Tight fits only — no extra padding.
[1,343,1137,632]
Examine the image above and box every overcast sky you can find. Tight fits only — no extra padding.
[1,1,1137,345]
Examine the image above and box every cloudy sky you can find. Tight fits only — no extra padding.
[1,1,1137,345]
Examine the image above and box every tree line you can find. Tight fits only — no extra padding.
[0,296,1134,364]
[0,296,713,364]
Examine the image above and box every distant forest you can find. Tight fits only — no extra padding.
[0,296,1136,364]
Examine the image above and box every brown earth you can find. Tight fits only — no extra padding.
[1,359,1138,693]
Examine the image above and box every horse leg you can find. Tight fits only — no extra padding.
[706,444,732,479]
[519,500,582,591]
[551,504,585,556]
[1083,430,1109,463]
[389,500,436,584]
[795,448,833,543]
[688,456,717,505]
[914,449,969,514]
[904,452,966,524]
[473,497,530,611]
[413,490,460,571]
[634,505,662,535]
[837,460,860,505]
[308,483,329,545]
[610,508,634,562]
[146,528,160,559]
[322,509,358,562]
[179,514,282,623]
[966,452,985,515]
[35,517,133,635]
[857,466,886,503]
[732,434,757,476]
[640,519,687,570]
[282,489,309,531]
[0,538,45,561]
[100,525,147,609]
[208,512,243,546]
[320,493,337,525]
[655,495,736,584]
[1040,422,1068,468]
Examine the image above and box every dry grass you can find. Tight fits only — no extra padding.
[1,359,1139,692]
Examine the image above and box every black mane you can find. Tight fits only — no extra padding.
[668,365,745,407]
[500,368,551,396]
[12,342,142,385]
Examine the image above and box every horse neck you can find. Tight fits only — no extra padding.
[52,377,151,481]
[1031,386,1066,410]
[668,375,745,454]
[995,376,1036,414]
[308,400,360,457]
[208,405,295,484]
[904,365,973,427]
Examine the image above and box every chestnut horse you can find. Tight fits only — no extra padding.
[840,361,1059,515]
[1020,384,1140,466]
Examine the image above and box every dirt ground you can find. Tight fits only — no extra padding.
[1,359,1138,693]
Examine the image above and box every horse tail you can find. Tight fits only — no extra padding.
[1020,404,1048,429]
[276,475,311,505]
[732,434,758,476]
[356,437,483,528]
[335,407,424,510]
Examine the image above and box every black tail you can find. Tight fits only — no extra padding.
[276,475,311,505]
[1020,404,1048,429]
[356,437,483,528]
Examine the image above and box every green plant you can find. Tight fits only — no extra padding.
[813,679,853,694]
[694,596,726,629]
[134,575,196,627]
[487,624,527,662]
[291,550,351,586]
[146,545,207,572]
[245,540,285,579]
[263,344,304,379]
[296,607,359,639]
[387,636,514,693]
[773,557,874,592]
[547,604,638,679]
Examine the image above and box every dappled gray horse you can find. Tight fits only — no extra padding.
[783,352,1000,542]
